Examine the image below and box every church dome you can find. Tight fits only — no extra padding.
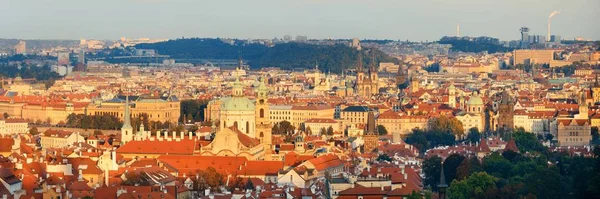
[467,91,483,106]
[221,96,255,112]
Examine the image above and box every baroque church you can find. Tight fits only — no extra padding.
[119,76,273,160]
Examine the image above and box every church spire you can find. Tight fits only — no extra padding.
[122,95,132,130]
[438,163,448,199]
[357,53,363,72]
[370,51,376,72]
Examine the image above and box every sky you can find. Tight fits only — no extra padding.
[1,0,599,41]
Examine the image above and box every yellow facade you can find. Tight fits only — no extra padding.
[87,98,180,124]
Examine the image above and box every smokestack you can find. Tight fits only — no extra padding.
[548,10,560,42]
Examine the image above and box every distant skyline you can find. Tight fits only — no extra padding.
[1,0,599,41]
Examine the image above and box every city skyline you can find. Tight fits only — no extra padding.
[1,0,599,41]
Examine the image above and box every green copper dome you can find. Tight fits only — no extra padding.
[467,91,483,106]
[221,96,255,112]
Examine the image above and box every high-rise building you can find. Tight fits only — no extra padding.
[78,49,85,64]
[520,27,530,48]
[13,41,26,55]
[57,52,70,66]
[550,35,561,44]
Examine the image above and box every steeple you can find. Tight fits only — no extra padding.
[237,51,244,70]
[370,51,376,73]
[357,53,363,72]
[232,76,243,97]
[122,95,132,129]
[120,94,133,144]
[438,163,448,199]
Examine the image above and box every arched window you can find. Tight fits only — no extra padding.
[260,109,265,118]
[246,122,250,134]
[260,132,264,138]
[234,121,238,129]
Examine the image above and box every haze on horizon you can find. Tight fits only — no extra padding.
[1,0,599,41]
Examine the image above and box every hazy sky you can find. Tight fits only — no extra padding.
[1,0,599,41]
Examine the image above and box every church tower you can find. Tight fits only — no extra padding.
[448,82,456,108]
[368,52,379,96]
[592,74,600,103]
[363,110,378,153]
[255,77,272,152]
[355,53,364,95]
[497,89,515,131]
[410,76,419,94]
[120,95,133,145]
[578,90,589,119]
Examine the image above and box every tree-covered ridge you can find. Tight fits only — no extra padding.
[438,36,513,53]
[135,38,268,60]
[134,38,395,73]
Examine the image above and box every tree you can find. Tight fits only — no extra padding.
[320,128,327,136]
[512,130,546,153]
[423,156,442,190]
[455,157,482,181]
[428,115,465,136]
[29,127,40,135]
[327,126,334,136]
[405,129,429,152]
[406,190,422,199]
[273,121,295,135]
[245,178,254,190]
[94,130,103,136]
[467,127,480,144]
[447,172,498,199]
[592,127,599,144]
[523,166,560,199]
[377,125,388,135]
[2,112,8,119]
[443,154,466,185]
[483,153,513,178]
[377,154,392,162]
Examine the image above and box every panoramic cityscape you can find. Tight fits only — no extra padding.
[0,1,600,199]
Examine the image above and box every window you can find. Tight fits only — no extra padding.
[260,109,265,118]
[246,122,250,134]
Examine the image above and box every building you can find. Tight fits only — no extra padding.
[363,111,379,153]
[57,52,70,66]
[341,106,370,128]
[13,40,26,55]
[0,118,29,135]
[40,129,85,149]
[455,91,485,135]
[355,53,379,98]
[87,95,180,124]
[269,105,335,128]
[513,49,571,67]
[496,90,515,131]
[304,118,340,136]
[553,91,592,146]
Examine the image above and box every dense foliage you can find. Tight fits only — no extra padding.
[424,145,600,198]
[405,128,456,153]
[438,36,513,53]
[65,114,123,130]
[0,63,61,88]
[180,99,210,123]
[133,38,395,73]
